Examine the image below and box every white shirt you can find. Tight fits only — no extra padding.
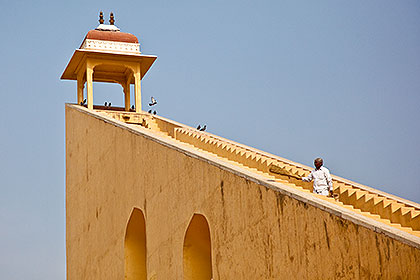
[302,166,333,192]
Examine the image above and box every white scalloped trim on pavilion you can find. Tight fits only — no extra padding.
[80,39,140,54]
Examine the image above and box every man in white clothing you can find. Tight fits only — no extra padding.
[301,158,333,196]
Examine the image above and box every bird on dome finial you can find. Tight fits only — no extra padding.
[99,11,104,24]
[109,12,115,25]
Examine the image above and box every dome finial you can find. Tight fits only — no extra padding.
[99,11,104,24]
[109,12,115,25]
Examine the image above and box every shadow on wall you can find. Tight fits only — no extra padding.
[183,214,213,280]
[125,208,147,280]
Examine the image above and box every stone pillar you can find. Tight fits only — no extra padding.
[77,72,85,105]
[134,68,142,113]
[124,75,132,112]
[86,65,94,110]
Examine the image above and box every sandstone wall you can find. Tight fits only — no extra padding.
[66,105,420,279]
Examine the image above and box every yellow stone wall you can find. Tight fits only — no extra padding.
[66,105,420,279]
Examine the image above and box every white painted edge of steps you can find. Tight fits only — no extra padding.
[67,104,420,250]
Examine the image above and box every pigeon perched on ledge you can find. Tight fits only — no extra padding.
[149,96,157,106]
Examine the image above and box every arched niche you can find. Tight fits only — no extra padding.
[183,214,213,280]
[124,208,147,280]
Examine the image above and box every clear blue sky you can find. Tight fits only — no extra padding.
[0,0,419,279]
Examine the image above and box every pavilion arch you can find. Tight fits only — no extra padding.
[77,59,141,112]
[92,63,135,86]
[92,63,134,108]
[124,208,147,280]
[183,214,213,280]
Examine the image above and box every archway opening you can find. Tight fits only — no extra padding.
[183,214,212,280]
[124,208,147,280]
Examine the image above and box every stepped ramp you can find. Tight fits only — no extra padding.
[92,105,420,240]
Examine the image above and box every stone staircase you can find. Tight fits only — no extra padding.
[97,109,420,237]
[172,127,420,237]
[97,110,169,137]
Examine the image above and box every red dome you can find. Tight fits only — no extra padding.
[85,29,138,44]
